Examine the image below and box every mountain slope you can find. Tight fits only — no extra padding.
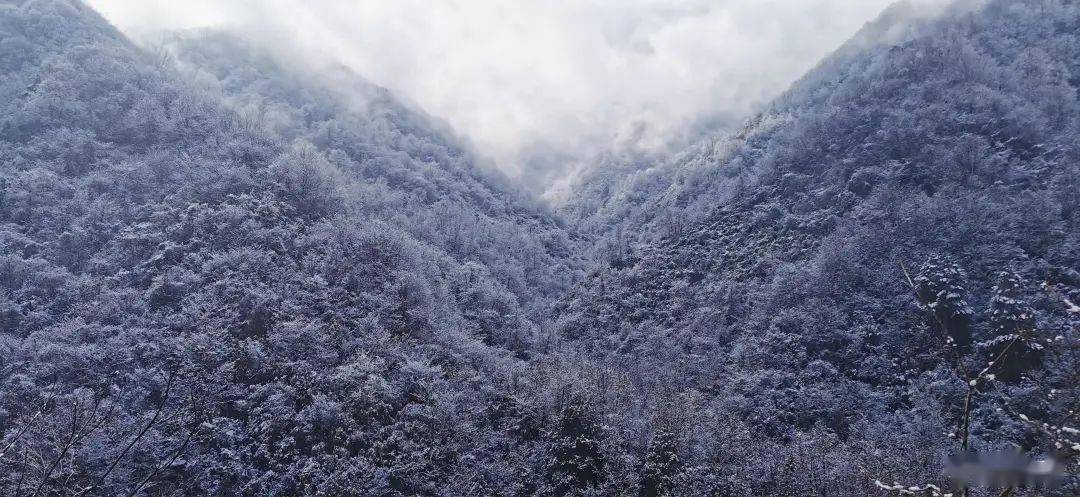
[161,31,581,315]
[559,0,1079,361]
[552,0,1079,491]
[0,1,577,495]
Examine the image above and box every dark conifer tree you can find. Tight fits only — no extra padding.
[980,270,1042,382]
[639,428,681,497]
[914,255,974,354]
[544,398,606,496]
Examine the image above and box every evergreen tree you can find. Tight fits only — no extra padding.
[979,270,1042,382]
[544,398,606,496]
[639,428,681,497]
[914,255,974,353]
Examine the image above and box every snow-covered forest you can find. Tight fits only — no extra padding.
[0,0,1076,495]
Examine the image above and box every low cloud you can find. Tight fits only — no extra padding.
[88,0,909,194]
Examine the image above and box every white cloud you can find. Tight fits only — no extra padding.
[87,0,903,192]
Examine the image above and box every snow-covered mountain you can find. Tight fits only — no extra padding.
[0,1,581,494]
[0,0,1076,496]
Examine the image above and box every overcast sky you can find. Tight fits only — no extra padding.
[87,0,902,192]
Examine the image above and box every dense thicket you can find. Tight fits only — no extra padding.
[0,0,1076,496]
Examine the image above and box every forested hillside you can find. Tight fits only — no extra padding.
[161,32,581,319]
[554,0,1079,494]
[559,0,1080,356]
[0,0,579,494]
[0,0,1077,496]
